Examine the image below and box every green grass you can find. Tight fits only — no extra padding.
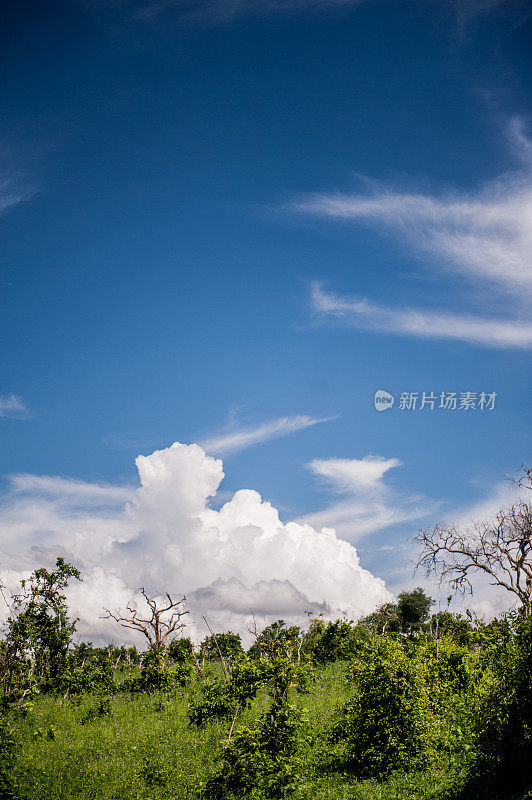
[9,664,457,800]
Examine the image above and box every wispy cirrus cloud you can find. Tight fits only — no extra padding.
[200,414,331,455]
[311,282,532,349]
[291,119,532,348]
[293,169,532,303]
[297,455,434,540]
[0,395,29,419]
[83,0,367,23]
[8,474,135,506]
[80,0,528,25]
[0,176,34,214]
[0,146,38,216]
[0,177,35,215]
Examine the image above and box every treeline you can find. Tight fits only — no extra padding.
[1,559,532,799]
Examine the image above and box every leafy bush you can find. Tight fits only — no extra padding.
[330,636,436,779]
[189,677,239,726]
[189,657,264,726]
[201,704,309,799]
[248,621,302,660]
[450,615,532,799]
[201,655,311,799]
[0,719,20,800]
[303,619,372,663]
[201,632,243,660]
[59,651,115,696]
[429,612,475,647]
[123,645,191,694]
[360,588,433,636]
[167,637,194,664]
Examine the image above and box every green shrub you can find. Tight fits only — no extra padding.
[201,704,309,799]
[167,637,194,664]
[450,616,532,799]
[331,636,436,779]
[248,621,302,660]
[303,620,372,664]
[0,719,20,800]
[59,652,115,696]
[189,657,265,726]
[201,632,243,660]
[123,645,191,694]
[201,655,311,799]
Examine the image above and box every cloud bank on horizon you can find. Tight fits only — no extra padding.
[0,441,398,645]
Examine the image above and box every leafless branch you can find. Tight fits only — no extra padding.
[509,465,532,493]
[412,498,532,614]
[224,702,241,748]
[101,587,189,648]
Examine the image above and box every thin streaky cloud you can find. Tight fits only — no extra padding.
[8,474,135,505]
[311,283,532,349]
[297,498,430,540]
[291,122,532,303]
[200,414,332,455]
[0,175,37,215]
[88,0,367,21]
[0,395,29,419]
[82,0,528,24]
[508,117,532,167]
[294,185,532,301]
[298,454,434,540]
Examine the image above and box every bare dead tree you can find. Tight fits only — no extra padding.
[246,609,259,640]
[509,464,532,493]
[413,499,532,615]
[101,587,189,649]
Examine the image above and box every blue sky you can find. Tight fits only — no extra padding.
[1,0,531,636]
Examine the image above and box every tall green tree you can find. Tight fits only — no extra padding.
[2,557,81,696]
[397,587,433,634]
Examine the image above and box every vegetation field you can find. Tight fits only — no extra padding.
[10,664,454,800]
[2,559,532,800]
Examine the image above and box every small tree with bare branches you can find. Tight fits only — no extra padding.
[101,588,191,692]
[101,588,189,658]
[413,470,532,615]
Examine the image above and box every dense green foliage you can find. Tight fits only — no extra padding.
[201,655,311,799]
[359,588,433,635]
[200,632,243,660]
[448,614,532,800]
[330,636,436,778]
[2,564,532,800]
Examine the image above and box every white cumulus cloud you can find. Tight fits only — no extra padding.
[0,442,392,645]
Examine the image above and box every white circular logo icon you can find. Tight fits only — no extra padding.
[374,389,395,412]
